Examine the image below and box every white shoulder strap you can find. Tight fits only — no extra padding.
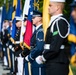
[50,17,70,38]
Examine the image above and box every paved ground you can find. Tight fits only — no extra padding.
[0,59,10,75]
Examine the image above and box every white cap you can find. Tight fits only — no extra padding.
[50,0,65,2]
[15,16,23,21]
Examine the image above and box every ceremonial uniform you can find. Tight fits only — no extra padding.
[68,0,76,56]
[42,14,70,75]
[22,10,46,75]
[12,17,23,75]
[14,27,22,74]
[36,0,70,75]
[1,24,9,67]
[8,25,14,72]
[28,25,45,75]
[68,0,76,66]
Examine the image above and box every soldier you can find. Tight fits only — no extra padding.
[68,0,76,65]
[7,19,14,74]
[36,0,70,75]
[13,16,23,75]
[21,10,45,75]
[1,20,9,68]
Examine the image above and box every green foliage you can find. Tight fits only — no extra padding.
[0,0,4,7]
[64,0,73,20]
[0,0,74,20]
[39,0,43,12]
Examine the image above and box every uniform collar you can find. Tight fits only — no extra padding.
[49,14,63,26]
[36,24,42,30]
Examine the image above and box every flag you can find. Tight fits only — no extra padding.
[20,0,30,43]
[12,0,21,39]
[1,5,7,30]
[23,0,34,50]
[68,65,73,75]
[7,2,13,20]
[15,0,22,16]
[68,16,76,43]
[43,0,50,40]
[0,7,2,31]
[12,0,17,20]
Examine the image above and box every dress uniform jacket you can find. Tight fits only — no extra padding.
[1,28,9,67]
[28,25,44,67]
[14,28,22,57]
[2,29,9,44]
[28,25,46,75]
[14,28,22,73]
[43,15,70,75]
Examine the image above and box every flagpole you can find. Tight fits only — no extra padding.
[4,0,6,4]
[20,0,30,43]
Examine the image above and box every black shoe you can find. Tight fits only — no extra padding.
[7,72,14,75]
[6,72,14,75]
[6,73,11,75]
[2,64,8,67]
[3,67,11,70]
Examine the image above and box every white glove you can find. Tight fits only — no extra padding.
[12,47,15,52]
[36,55,46,64]
[9,45,12,49]
[19,53,22,57]
[25,56,29,62]
[36,56,43,64]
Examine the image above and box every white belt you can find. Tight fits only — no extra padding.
[44,44,65,50]
[15,41,20,44]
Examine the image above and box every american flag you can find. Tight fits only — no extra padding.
[23,0,34,49]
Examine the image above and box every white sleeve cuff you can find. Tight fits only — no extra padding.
[25,56,29,61]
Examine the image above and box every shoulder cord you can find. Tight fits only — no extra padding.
[51,17,70,38]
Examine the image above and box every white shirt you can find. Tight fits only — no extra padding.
[49,14,63,26]
[36,24,42,30]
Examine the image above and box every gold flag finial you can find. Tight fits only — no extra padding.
[34,0,39,10]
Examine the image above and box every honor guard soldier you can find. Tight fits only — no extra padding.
[14,16,22,74]
[7,19,14,74]
[1,20,9,68]
[22,10,46,75]
[36,0,70,75]
[68,0,76,66]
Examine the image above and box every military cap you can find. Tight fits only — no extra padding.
[50,0,65,2]
[33,10,42,18]
[15,16,22,23]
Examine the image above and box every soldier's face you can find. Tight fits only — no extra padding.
[71,7,76,23]
[32,17,42,26]
[48,2,58,16]
[9,22,12,27]
[3,21,9,29]
[16,21,22,28]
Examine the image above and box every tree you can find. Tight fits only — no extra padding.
[0,0,73,20]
